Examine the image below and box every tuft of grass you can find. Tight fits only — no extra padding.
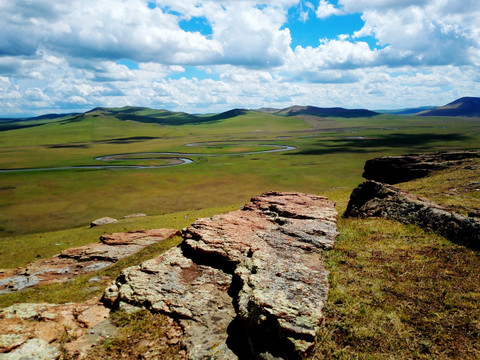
[80,309,185,360]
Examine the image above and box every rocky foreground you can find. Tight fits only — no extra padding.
[0,229,180,294]
[344,180,480,249]
[0,299,112,357]
[104,191,338,359]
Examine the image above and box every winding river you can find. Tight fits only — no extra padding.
[0,144,296,173]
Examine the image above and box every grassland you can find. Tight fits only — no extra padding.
[1,108,479,238]
[0,107,479,358]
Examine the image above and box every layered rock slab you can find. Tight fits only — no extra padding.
[0,298,112,358]
[104,247,236,359]
[344,180,480,249]
[363,150,480,184]
[0,229,179,294]
[105,191,338,359]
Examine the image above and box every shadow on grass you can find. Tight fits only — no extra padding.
[114,109,246,126]
[289,133,469,155]
[0,122,46,132]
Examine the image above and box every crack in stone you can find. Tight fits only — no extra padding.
[104,191,338,359]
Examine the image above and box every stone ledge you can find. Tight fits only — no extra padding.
[344,180,480,249]
[104,191,338,359]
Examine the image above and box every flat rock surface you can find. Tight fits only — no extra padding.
[363,150,480,184]
[106,191,338,359]
[0,298,112,358]
[344,180,480,249]
[0,229,179,294]
[104,247,236,359]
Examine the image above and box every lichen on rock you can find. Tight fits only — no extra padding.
[105,191,338,359]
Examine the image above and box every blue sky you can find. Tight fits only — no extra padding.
[0,0,479,116]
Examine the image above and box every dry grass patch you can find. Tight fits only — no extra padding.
[399,157,480,216]
[313,216,480,359]
[66,309,185,360]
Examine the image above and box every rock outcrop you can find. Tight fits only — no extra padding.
[104,191,338,359]
[0,298,113,358]
[0,229,179,294]
[344,180,480,249]
[363,150,480,184]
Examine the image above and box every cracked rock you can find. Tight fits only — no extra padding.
[105,191,338,359]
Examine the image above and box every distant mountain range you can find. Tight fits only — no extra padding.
[1,97,479,124]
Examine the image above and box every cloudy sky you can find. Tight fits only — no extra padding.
[1,0,479,116]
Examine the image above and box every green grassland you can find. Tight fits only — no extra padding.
[0,107,479,358]
[1,108,479,238]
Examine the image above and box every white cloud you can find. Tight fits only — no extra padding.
[316,0,344,19]
[338,0,430,13]
[0,0,222,64]
[0,0,295,69]
[290,39,378,71]
[351,1,480,66]
[1,0,480,116]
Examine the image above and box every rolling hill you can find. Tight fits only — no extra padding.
[272,105,378,118]
[0,104,381,133]
[3,97,480,127]
[417,97,480,117]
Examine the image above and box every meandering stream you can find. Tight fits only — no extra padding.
[0,144,296,173]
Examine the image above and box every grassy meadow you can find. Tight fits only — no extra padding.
[1,108,479,238]
[0,107,479,359]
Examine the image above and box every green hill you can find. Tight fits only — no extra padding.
[275,105,379,118]
[417,97,480,117]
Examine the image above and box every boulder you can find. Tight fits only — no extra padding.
[344,180,480,249]
[1,338,60,360]
[363,150,480,184]
[105,191,338,359]
[90,217,118,227]
[100,229,179,246]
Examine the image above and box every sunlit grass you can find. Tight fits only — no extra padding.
[399,158,480,216]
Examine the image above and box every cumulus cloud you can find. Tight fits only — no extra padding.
[339,0,430,13]
[207,3,292,68]
[1,0,480,115]
[351,1,480,66]
[287,39,378,75]
[316,0,344,19]
[0,0,294,68]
